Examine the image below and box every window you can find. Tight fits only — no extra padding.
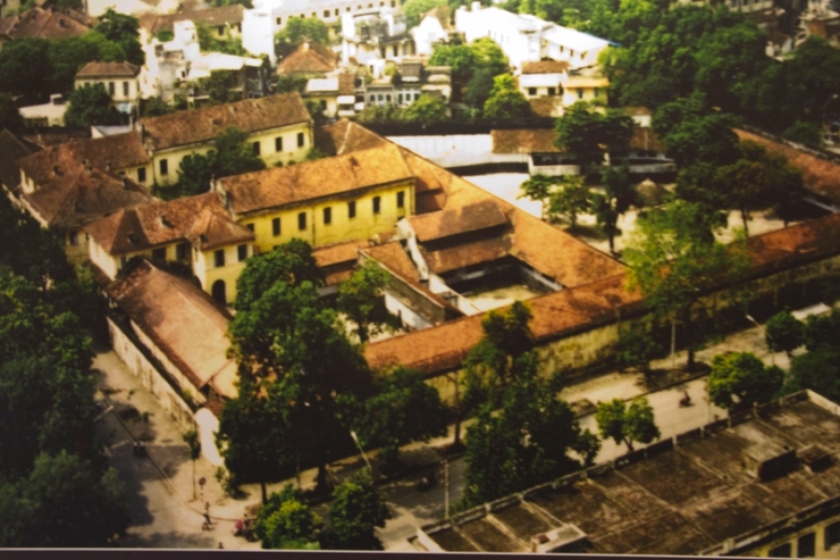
[577,88,584,99]
[373,196,381,214]
[323,206,332,224]
[335,8,339,14]
[594,88,601,98]
[238,244,248,262]
[769,544,792,557]
[252,141,260,155]
[548,87,556,96]
[398,93,403,104]
[246,223,254,232]
[137,166,146,182]
[109,82,115,96]
[275,136,283,151]
[160,159,168,175]
[123,81,129,96]
[298,212,307,230]
[324,10,329,16]
[176,242,188,260]
[348,201,356,218]
[217,25,224,36]
[297,132,305,148]
[272,217,281,236]
[528,87,536,96]
[826,522,840,550]
[799,533,816,558]
[276,16,282,24]
[397,191,405,208]
[369,94,375,102]
[386,94,392,102]
[152,247,166,261]
[378,94,383,101]
[68,231,78,246]
[215,249,225,267]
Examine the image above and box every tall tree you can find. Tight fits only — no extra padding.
[255,484,321,549]
[624,201,749,371]
[337,260,399,344]
[214,126,267,177]
[64,84,121,129]
[482,74,533,118]
[546,175,589,230]
[554,102,634,174]
[0,38,54,101]
[403,94,448,124]
[274,18,330,58]
[707,352,783,410]
[518,174,555,219]
[595,397,660,452]
[94,9,144,65]
[322,472,389,550]
[765,310,804,360]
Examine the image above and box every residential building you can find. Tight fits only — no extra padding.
[0,7,90,50]
[340,7,414,73]
[75,61,143,115]
[137,92,312,186]
[85,192,254,305]
[410,5,451,55]
[89,0,179,18]
[277,41,337,77]
[361,59,452,107]
[305,72,358,117]
[241,0,404,63]
[455,3,611,71]
[215,142,415,253]
[104,258,235,465]
[18,93,69,127]
[10,140,153,263]
[139,5,244,40]
[412,391,840,556]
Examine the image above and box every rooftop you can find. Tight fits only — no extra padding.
[139,5,244,35]
[0,7,90,41]
[277,42,337,75]
[521,60,571,75]
[0,129,38,190]
[85,192,253,255]
[75,61,141,79]
[107,259,237,399]
[407,199,508,243]
[219,143,415,215]
[416,392,840,555]
[138,93,310,152]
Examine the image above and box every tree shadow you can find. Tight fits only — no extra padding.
[119,530,218,549]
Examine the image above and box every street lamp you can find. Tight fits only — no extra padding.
[746,314,774,365]
[350,430,374,476]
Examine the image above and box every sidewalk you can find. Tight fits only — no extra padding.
[93,317,792,550]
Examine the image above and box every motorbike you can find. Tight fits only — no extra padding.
[416,470,436,491]
[679,391,692,408]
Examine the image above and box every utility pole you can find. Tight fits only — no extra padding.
[444,459,450,519]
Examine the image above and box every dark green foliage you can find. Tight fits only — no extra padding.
[803,310,840,352]
[787,346,840,403]
[429,44,476,100]
[195,22,250,55]
[255,484,321,549]
[546,175,589,230]
[616,321,660,375]
[707,352,783,410]
[765,310,804,358]
[322,473,389,550]
[464,67,497,110]
[175,152,216,197]
[356,103,406,123]
[0,93,22,130]
[94,9,144,66]
[275,74,309,94]
[274,18,330,58]
[64,84,122,128]
[554,102,634,172]
[401,0,448,28]
[141,97,174,117]
[0,38,54,101]
[782,121,823,150]
[214,126,266,176]
[356,366,450,466]
[403,94,449,123]
[465,301,535,387]
[483,74,532,118]
[156,29,174,42]
[199,70,241,106]
[234,239,323,312]
[0,451,129,547]
[595,397,660,452]
[337,260,399,344]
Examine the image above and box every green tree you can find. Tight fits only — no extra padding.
[787,346,840,403]
[554,102,634,173]
[615,320,660,376]
[276,74,309,94]
[707,352,783,411]
[401,0,448,28]
[546,175,589,230]
[468,37,508,76]
[141,97,174,117]
[94,8,144,66]
[429,43,477,99]
[0,93,22,131]
[518,174,554,219]
[782,121,823,150]
[356,366,450,467]
[465,301,535,387]
[182,430,201,501]
[175,152,216,197]
[0,38,53,101]
[595,397,660,452]
[403,94,448,123]
[356,103,405,123]
[64,84,121,129]
[198,69,239,105]
[765,310,804,359]
[337,260,399,344]
[464,67,497,111]
[214,126,266,177]
[322,473,390,550]
[0,451,129,547]
[234,239,323,312]
[624,201,749,371]
[803,311,840,352]
[255,484,321,549]
[482,74,533,118]
[274,18,330,58]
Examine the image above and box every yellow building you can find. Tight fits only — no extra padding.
[751,513,840,558]
[85,192,254,305]
[74,61,143,115]
[217,143,415,254]
[138,92,314,187]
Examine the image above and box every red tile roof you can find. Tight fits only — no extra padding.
[107,259,237,399]
[735,128,840,204]
[491,128,560,154]
[139,5,244,35]
[139,93,311,152]
[407,199,508,243]
[62,132,150,171]
[219,143,414,215]
[277,42,336,75]
[522,60,571,74]
[85,192,253,255]
[76,61,141,79]
[0,7,90,41]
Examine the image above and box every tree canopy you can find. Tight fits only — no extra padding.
[322,473,389,550]
[274,18,330,58]
[595,397,660,452]
[93,8,144,66]
[554,102,634,172]
[64,84,122,129]
[707,352,783,410]
[337,260,399,344]
[255,484,321,549]
[482,74,533,118]
[765,310,805,359]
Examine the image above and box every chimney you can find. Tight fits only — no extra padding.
[53,165,61,175]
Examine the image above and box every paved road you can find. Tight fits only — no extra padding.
[91,316,792,551]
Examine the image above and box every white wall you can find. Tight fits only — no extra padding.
[388,134,526,168]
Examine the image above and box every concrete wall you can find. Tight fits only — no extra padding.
[388,134,526,168]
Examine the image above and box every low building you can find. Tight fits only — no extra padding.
[104,258,236,465]
[215,142,415,253]
[305,72,357,118]
[18,93,68,127]
[137,91,312,186]
[0,7,90,50]
[455,3,611,71]
[277,41,337,77]
[75,61,143,115]
[361,59,452,108]
[85,192,254,306]
[413,391,840,556]
[520,62,609,113]
[11,141,153,264]
[139,5,244,41]
[89,0,178,18]
[341,7,414,73]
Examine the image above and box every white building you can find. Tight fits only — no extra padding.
[455,3,611,71]
[75,61,143,115]
[410,6,449,55]
[87,0,178,18]
[340,7,413,71]
[242,0,404,64]
[18,94,68,127]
